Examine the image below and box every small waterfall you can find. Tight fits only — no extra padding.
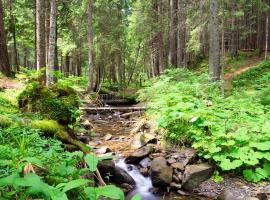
[115,159,160,200]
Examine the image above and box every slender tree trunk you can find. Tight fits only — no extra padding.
[177,0,186,68]
[36,0,46,73]
[9,0,19,71]
[45,0,50,64]
[87,0,94,91]
[265,10,269,59]
[46,0,56,86]
[0,0,11,76]
[209,0,221,81]
[169,0,177,66]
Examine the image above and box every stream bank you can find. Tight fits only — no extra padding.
[79,102,270,200]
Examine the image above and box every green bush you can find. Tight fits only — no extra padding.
[139,64,270,183]
[18,82,80,125]
[0,115,13,128]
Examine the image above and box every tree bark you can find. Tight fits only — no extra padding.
[46,0,56,86]
[265,9,269,59]
[87,0,94,91]
[36,0,46,71]
[0,0,11,76]
[209,0,221,81]
[169,0,177,66]
[177,0,186,68]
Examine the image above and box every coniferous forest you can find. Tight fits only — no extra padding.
[1,0,270,199]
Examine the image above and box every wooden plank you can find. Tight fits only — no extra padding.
[80,106,146,112]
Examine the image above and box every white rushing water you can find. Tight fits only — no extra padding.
[115,159,160,200]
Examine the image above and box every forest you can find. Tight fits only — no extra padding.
[0,0,270,199]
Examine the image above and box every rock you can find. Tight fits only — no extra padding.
[103,133,113,141]
[150,157,173,187]
[167,158,177,164]
[173,175,180,182]
[217,189,249,200]
[95,146,111,154]
[140,168,149,177]
[81,120,94,130]
[177,190,188,196]
[172,148,196,166]
[171,162,185,171]
[182,163,214,191]
[170,182,182,189]
[125,145,154,164]
[139,157,151,168]
[98,160,136,186]
[120,183,134,193]
[114,167,136,185]
[130,133,157,149]
[245,198,260,200]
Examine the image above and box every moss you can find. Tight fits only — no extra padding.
[18,82,79,125]
[0,115,13,128]
[29,119,64,136]
[28,119,91,153]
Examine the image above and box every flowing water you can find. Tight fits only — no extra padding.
[115,159,160,200]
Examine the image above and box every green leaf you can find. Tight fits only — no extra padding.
[243,169,264,182]
[85,154,99,172]
[249,141,270,151]
[62,179,90,193]
[220,158,243,171]
[85,185,125,200]
[50,191,68,200]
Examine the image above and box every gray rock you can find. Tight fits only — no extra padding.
[139,157,151,168]
[140,168,149,177]
[125,145,154,164]
[81,120,94,129]
[98,160,136,186]
[150,157,173,187]
[167,158,177,164]
[182,163,214,191]
[103,133,113,141]
[95,146,111,154]
[171,162,185,171]
[170,182,182,189]
[130,133,157,149]
[172,175,180,182]
[217,189,250,200]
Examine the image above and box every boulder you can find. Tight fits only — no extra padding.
[125,145,154,164]
[130,133,157,149]
[150,157,173,187]
[217,189,253,200]
[182,163,214,191]
[98,160,136,186]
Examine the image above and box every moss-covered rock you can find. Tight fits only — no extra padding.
[29,119,91,153]
[18,82,79,125]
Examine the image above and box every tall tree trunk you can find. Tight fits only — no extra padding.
[231,0,238,58]
[45,0,50,64]
[177,0,186,68]
[87,0,94,91]
[0,0,11,76]
[265,8,269,59]
[36,0,46,71]
[9,0,19,71]
[209,0,221,81]
[46,0,56,86]
[168,0,177,66]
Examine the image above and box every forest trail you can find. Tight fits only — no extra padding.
[0,77,22,89]
[224,56,264,80]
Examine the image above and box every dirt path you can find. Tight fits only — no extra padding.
[0,77,22,89]
[224,56,263,81]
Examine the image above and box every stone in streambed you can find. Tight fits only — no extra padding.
[171,162,185,171]
[130,133,157,149]
[150,157,173,187]
[94,146,111,154]
[139,157,151,168]
[125,145,154,164]
[98,160,136,186]
[217,189,254,200]
[182,163,214,191]
[103,133,113,141]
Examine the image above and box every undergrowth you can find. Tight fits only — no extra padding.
[139,60,270,183]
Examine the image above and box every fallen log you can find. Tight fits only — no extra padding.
[80,106,146,114]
